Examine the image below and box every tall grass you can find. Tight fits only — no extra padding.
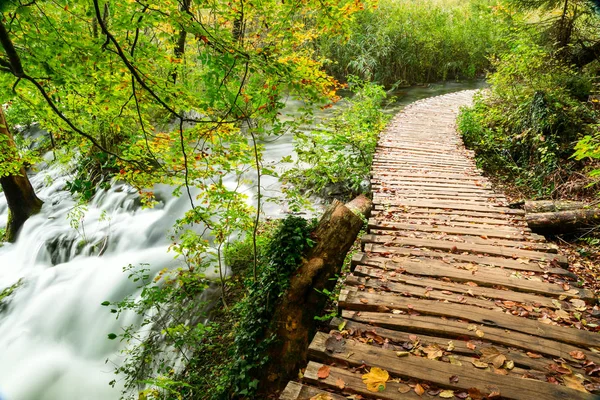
[320,0,505,87]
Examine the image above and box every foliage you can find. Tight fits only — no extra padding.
[320,0,506,87]
[458,31,597,196]
[282,78,389,203]
[225,215,316,398]
[223,220,279,276]
[0,278,22,312]
[105,216,316,399]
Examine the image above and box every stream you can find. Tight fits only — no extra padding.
[0,81,483,400]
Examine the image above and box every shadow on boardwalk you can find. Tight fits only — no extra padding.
[280,91,600,400]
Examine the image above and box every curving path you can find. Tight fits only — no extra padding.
[280,91,599,400]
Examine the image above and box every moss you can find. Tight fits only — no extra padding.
[0,279,23,312]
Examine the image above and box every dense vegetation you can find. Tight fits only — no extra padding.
[458,0,600,197]
[2,0,600,398]
[321,0,504,86]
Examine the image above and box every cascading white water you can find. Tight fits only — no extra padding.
[0,82,483,400]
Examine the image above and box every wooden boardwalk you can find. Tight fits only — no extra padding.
[280,91,600,400]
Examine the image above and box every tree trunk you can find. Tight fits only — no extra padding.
[0,108,43,242]
[524,200,586,214]
[526,208,600,234]
[262,194,372,390]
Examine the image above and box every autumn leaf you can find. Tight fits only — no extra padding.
[475,329,485,338]
[309,394,333,400]
[397,383,411,393]
[439,390,455,398]
[317,365,330,379]
[570,350,586,360]
[359,298,369,304]
[471,359,489,369]
[526,352,542,359]
[336,378,345,389]
[563,374,589,393]
[480,347,506,369]
[362,367,389,392]
[466,342,477,350]
[414,383,425,396]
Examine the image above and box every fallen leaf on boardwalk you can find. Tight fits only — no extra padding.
[570,299,587,311]
[362,367,389,392]
[505,360,515,370]
[449,375,459,383]
[466,342,477,350]
[414,383,425,396]
[555,310,570,320]
[423,345,444,359]
[471,359,489,369]
[467,324,477,331]
[475,329,485,338]
[447,341,455,351]
[480,347,506,368]
[448,356,462,366]
[489,390,501,398]
[317,365,330,379]
[392,309,403,314]
[455,391,468,399]
[359,298,369,304]
[338,320,346,331]
[562,283,571,291]
[309,394,333,400]
[335,378,345,389]
[563,374,589,393]
[439,389,454,398]
[493,367,508,375]
[517,258,530,264]
[527,352,542,359]
[396,351,410,357]
[570,350,586,360]
[468,387,484,400]
[397,383,411,393]
[409,334,418,342]
[325,336,346,354]
[465,281,478,287]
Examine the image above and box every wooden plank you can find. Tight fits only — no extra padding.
[367,230,557,252]
[308,332,596,400]
[372,184,500,196]
[373,200,524,215]
[303,361,426,400]
[356,253,584,297]
[371,178,490,190]
[361,246,571,275]
[329,318,553,372]
[361,234,566,265]
[374,194,497,204]
[339,311,600,365]
[348,269,562,309]
[372,211,523,226]
[339,289,600,348]
[368,219,542,241]
[279,381,347,400]
[345,275,500,310]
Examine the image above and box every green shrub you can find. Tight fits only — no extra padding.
[282,78,389,202]
[458,33,596,196]
[320,0,505,87]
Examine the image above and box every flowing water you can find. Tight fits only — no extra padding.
[0,81,483,400]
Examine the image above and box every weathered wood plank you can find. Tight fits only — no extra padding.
[367,229,557,252]
[279,381,347,400]
[339,289,600,348]
[339,311,600,364]
[308,332,596,400]
[374,200,524,215]
[329,318,554,372]
[361,234,567,264]
[368,219,542,241]
[347,269,562,309]
[355,254,585,297]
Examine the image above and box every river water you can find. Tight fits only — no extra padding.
[0,81,483,400]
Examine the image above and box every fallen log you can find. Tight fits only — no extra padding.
[526,208,600,234]
[524,200,586,213]
[262,194,372,390]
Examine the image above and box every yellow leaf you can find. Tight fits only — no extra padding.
[414,383,425,396]
[310,394,334,400]
[563,374,589,393]
[362,367,389,392]
[439,390,455,398]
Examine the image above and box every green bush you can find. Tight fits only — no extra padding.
[282,78,389,202]
[320,0,505,87]
[458,34,596,195]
